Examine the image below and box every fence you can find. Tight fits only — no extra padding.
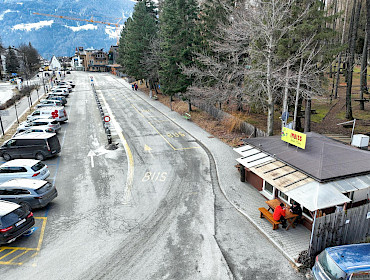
[310,203,370,258]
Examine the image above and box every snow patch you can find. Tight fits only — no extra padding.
[64,24,97,31]
[0,9,17,21]
[12,20,53,31]
[105,26,121,39]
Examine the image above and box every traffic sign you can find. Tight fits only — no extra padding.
[104,116,110,122]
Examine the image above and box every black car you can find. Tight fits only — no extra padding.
[0,200,35,245]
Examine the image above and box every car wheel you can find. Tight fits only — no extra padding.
[19,202,31,211]
[35,152,45,161]
[3,153,11,161]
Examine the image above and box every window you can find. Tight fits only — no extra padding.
[263,181,274,197]
[302,207,313,221]
[31,161,45,172]
[10,167,27,173]
[278,190,289,202]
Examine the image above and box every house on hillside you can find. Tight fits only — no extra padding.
[73,47,108,72]
[49,55,61,70]
[235,132,370,230]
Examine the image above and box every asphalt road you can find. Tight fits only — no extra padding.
[0,72,306,279]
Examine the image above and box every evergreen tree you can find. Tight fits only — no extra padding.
[6,47,19,75]
[159,0,199,96]
[118,0,157,80]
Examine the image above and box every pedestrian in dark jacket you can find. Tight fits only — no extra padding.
[134,84,138,91]
[290,201,302,225]
[132,84,135,90]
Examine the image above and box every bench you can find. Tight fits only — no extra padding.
[258,207,281,230]
[183,113,191,121]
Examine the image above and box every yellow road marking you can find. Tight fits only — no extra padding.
[0,216,48,266]
[0,249,16,260]
[7,250,28,263]
[36,217,47,251]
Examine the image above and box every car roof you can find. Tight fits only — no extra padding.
[12,132,56,140]
[326,244,370,273]
[0,200,20,216]
[39,106,64,111]
[1,159,39,167]
[0,178,47,189]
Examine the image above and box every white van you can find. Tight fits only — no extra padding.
[27,106,68,122]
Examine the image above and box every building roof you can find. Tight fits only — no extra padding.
[244,132,370,182]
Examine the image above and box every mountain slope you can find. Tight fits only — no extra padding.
[0,0,135,59]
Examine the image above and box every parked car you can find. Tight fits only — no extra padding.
[36,99,63,108]
[51,88,69,97]
[17,118,61,133]
[0,178,57,209]
[312,243,370,280]
[0,132,61,161]
[0,200,35,245]
[0,159,50,183]
[27,107,68,123]
[46,95,67,105]
[55,85,72,93]
[16,126,55,135]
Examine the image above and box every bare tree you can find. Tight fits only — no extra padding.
[345,0,362,120]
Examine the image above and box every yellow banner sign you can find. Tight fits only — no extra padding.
[281,127,307,149]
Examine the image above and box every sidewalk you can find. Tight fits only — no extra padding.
[128,81,311,268]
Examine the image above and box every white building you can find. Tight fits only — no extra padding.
[49,55,61,70]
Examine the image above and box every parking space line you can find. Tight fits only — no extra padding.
[0,249,16,260]
[7,250,28,263]
[36,217,47,250]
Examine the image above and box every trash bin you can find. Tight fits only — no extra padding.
[240,165,245,182]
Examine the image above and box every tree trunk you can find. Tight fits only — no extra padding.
[367,0,370,52]
[360,34,368,110]
[293,58,303,131]
[282,66,290,130]
[346,0,362,120]
[188,99,192,112]
[304,97,311,133]
[266,40,274,136]
[334,0,349,99]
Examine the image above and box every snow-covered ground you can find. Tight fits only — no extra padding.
[0,81,17,105]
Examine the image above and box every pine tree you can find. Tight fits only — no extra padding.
[159,0,199,96]
[6,47,20,75]
[118,0,157,80]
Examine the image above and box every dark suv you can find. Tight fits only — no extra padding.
[0,132,61,161]
[0,200,35,245]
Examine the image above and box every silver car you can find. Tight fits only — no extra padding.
[0,179,58,210]
[0,159,50,184]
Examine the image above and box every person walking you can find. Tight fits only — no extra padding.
[132,83,135,90]
[273,203,287,228]
[134,84,138,91]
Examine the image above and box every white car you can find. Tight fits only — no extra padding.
[0,159,50,184]
[51,88,69,97]
[17,118,61,133]
[16,126,55,136]
[36,99,63,108]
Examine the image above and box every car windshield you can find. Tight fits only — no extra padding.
[1,207,26,228]
[31,161,45,172]
[318,251,347,280]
